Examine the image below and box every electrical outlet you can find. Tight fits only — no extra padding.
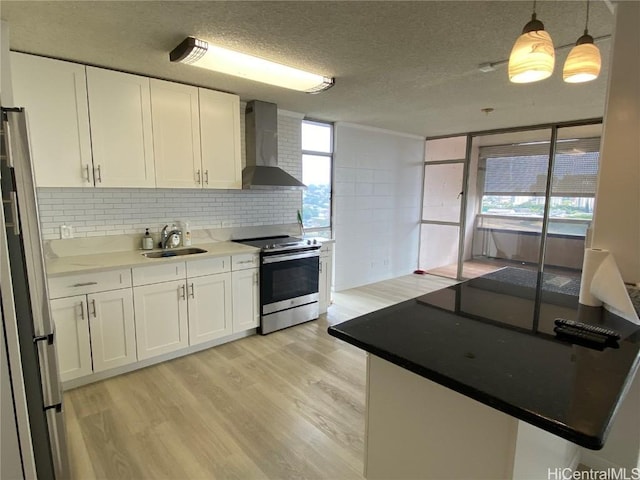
[60,224,73,239]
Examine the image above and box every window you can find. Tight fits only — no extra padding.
[479,137,600,228]
[301,120,333,237]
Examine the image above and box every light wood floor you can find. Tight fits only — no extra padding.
[426,258,582,281]
[426,259,503,280]
[63,273,457,480]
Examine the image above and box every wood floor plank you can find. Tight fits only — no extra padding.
[63,273,455,479]
[64,399,100,479]
[78,409,147,480]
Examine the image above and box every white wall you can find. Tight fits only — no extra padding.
[590,0,640,284]
[36,112,303,239]
[581,1,640,470]
[333,123,424,291]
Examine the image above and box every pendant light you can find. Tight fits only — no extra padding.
[508,0,555,84]
[563,0,601,83]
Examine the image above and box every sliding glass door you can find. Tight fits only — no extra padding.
[422,120,603,289]
[419,136,467,278]
[462,128,553,280]
[539,124,602,318]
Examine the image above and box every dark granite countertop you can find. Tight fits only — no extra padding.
[328,267,640,450]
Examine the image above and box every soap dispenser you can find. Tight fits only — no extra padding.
[142,228,153,250]
[182,221,192,246]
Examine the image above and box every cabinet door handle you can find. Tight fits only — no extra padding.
[79,302,85,320]
[196,169,201,185]
[90,299,97,318]
[254,272,258,285]
[84,164,92,184]
[179,284,186,300]
[204,170,209,185]
[95,165,102,183]
[189,283,195,299]
[319,262,323,273]
[72,282,98,288]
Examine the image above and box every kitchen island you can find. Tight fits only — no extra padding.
[328,268,640,479]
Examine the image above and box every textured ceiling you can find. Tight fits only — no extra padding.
[0,1,615,137]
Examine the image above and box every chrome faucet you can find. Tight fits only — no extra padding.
[160,224,182,249]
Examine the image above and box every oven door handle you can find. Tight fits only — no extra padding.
[262,250,320,264]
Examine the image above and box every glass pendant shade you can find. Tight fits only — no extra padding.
[563,34,601,83]
[508,14,555,84]
[508,30,555,83]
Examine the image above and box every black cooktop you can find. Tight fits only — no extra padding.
[328,267,640,450]
[234,235,320,251]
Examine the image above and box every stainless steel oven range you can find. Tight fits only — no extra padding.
[233,236,321,334]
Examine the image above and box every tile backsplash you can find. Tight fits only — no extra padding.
[37,188,302,239]
[37,112,303,240]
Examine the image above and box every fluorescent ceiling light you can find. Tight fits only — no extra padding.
[170,37,335,94]
[515,139,579,146]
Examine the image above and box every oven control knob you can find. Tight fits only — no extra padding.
[265,244,272,250]
[271,244,277,249]
[313,239,317,244]
[306,240,311,245]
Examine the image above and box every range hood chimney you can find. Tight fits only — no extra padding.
[243,100,306,190]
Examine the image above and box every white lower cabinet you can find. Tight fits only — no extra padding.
[133,279,189,360]
[50,288,136,382]
[50,295,92,382]
[51,252,260,384]
[319,242,334,314]
[89,289,136,373]
[232,268,260,332]
[188,272,233,345]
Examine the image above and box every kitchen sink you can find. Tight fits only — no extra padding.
[142,247,207,258]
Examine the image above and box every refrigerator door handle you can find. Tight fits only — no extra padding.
[35,332,63,408]
[46,406,70,480]
[8,191,20,235]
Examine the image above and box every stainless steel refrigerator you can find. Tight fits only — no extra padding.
[1,107,69,479]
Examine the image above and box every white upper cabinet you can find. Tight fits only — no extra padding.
[199,88,242,189]
[12,54,240,190]
[151,79,202,188]
[86,67,156,187]
[11,53,93,187]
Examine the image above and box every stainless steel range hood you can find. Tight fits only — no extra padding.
[243,100,306,190]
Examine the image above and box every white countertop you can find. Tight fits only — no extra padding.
[46,241,260,277]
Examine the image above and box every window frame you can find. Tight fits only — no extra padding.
[477,138,601,225]
[301,119,333,236]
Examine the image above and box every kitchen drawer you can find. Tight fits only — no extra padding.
[48,268,132,298]
[132,262,186,286]
[232,254,259,271]
[186,256,230,278]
